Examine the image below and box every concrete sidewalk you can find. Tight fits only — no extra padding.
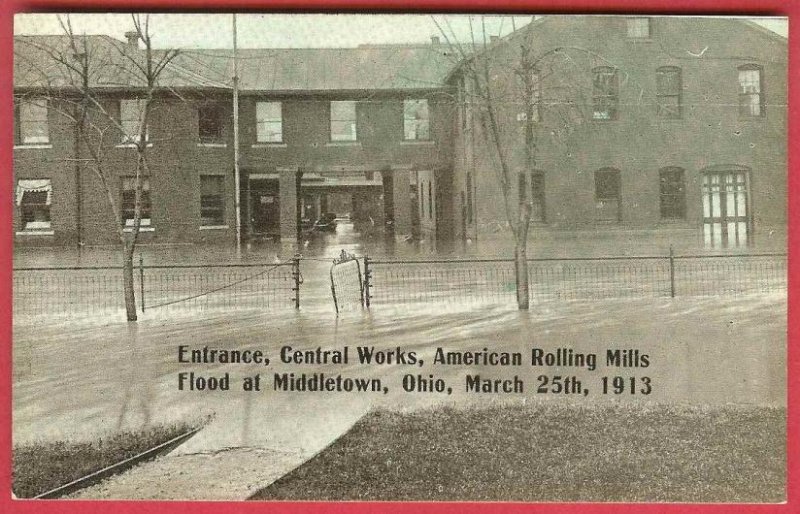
[69,397,370,500]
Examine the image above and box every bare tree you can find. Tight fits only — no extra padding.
[15,14,180,321]
[435,16,631,309]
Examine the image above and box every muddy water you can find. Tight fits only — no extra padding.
[13,286,785,452]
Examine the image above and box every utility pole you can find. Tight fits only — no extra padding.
[232,13,242,256]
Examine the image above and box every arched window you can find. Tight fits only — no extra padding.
[737,64,764,117]
[656,67,682,119]
[592,67,619,120]
[659,167,686,219]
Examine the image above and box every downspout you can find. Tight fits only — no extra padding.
[232,14,242,256]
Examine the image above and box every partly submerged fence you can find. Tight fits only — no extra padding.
[13,252,787,321]
[363,253,787,307]
[13,260,299,321]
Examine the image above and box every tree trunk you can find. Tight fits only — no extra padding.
[514,242,530,310]
[122,241,138,321]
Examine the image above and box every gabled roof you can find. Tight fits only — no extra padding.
[14,35,459,93]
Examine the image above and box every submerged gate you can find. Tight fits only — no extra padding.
[329,250,364,313]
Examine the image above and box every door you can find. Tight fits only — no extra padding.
[249,179,280,237]
[702,170,750,248]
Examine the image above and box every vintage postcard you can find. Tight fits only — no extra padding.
[8,11,789,506]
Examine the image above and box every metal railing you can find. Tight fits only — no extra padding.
[363,252,787,307]
[13,251,787,321]
[13,260,298,321]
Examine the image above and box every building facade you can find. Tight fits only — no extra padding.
[13,17,787,254]
[449,16,787,255]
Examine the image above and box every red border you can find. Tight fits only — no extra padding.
[1,1,796,513]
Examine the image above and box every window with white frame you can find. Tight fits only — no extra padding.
[121,177,152,227]
[626,18,651,38]
[330,101,357,141]
[403,99,430,140]
[119,99,148,144]
[15,99,49,145]
[200,175,225,226]
[16,179,52,231]
[256,101,283,143]
[738,64,764,117]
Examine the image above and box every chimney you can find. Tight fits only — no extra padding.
[124,30,140,50]
[430,35,440,45]
[489,35,499,43]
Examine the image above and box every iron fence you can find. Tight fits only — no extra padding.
[364,253,787,307]
[12,252,787,321]
[13,261,297,322]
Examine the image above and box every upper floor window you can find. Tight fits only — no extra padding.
[15,99,49,145]
[16,179,52,231]
[738,64,764,117]
[592,67,619,120]
[121,177,152,227]
[200,175,225,226]
[198,104,225,145]
[119,99,148,144]
[530,171,545,222]
[659,167,686,219]
[595,168,622,222]
[626,18,651,38]
[330,101,357,141]
[403,99,430,141]
[256,101,283,143]
[656,66,682,119]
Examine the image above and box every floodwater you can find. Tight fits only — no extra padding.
[12,222,787,454]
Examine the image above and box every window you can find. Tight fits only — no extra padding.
[428,180,433,219]
[626,18,651,38]
[531,172,545,222]
[403,99,430,140]
[256,101,283,143]
[466,171,474,224]
[16,179,52,231]
[119,99,148,144]
[738,64,764,117]
[121,177,151,227]
[15,99,49,145]
[330,101,357,141]
[529,71,541,122]
[595,169,621,222]
[659,167,686,219]
[198,104,225,144]
[592,67,619,120]
[656,67,682,119]
[200,176,225,226]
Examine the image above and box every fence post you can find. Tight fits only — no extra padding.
[363,255,371,308]
[291,254,301,309]
[669,245,676,298]
[139,253,146,312]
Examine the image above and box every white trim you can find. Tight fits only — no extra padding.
[123,226,155,233]
[16,230,54,236]
[251,143,288,148]
[117,142,154,148]
[325,141,361,147]
[248,173,280,180]
[14,144,53,150]
[400,140,435,146]
[197,143,228,148]
[199,225,230,230]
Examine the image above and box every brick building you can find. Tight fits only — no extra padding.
[13,34,455,248]
[449,16,787,255]
[13,16,787,254]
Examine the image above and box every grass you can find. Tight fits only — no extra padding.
[251,404,785,503]
[13,422,194,498]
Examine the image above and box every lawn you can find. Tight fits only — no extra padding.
[13,422,195,498]
[251,404,785,503]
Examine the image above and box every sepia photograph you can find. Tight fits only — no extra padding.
[10,11,788,503]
